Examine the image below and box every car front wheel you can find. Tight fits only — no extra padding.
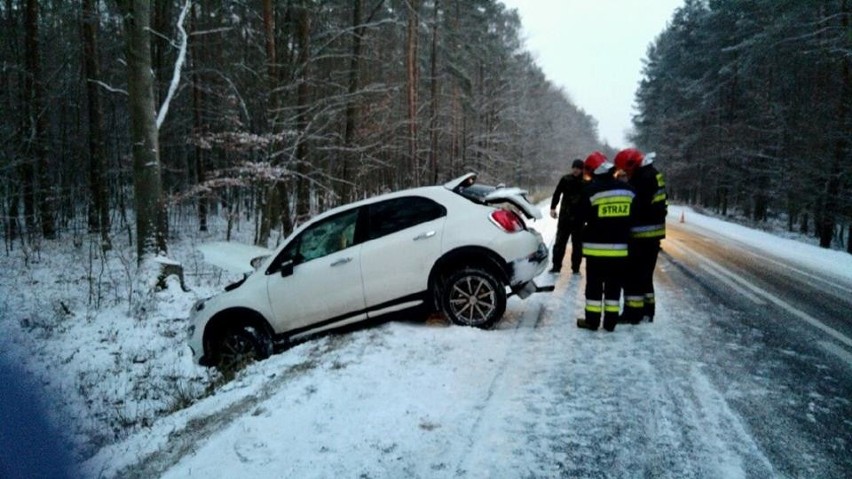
[213,324,272,374]
[440,267,506,329]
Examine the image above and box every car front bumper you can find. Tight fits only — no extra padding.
[187,299,211,365]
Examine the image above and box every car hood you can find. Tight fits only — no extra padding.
[196,241,273,275]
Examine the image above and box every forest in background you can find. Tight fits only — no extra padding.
[631,0,851,251]
[0,0,604,260]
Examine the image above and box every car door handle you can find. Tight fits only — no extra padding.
[413,230,436,241]
[331,257,352,267]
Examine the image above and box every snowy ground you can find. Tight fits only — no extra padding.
[1,204,850,478]
[667,206,852,284]
[0,214,251,458]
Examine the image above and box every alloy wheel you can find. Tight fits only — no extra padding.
[448,274,498,326]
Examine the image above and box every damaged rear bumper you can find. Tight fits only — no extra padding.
[511,279,555,299]
[508,241,551,298]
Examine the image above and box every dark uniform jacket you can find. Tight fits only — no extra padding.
[550,174,585,224]
[579,173,636,258]
[629,164,668,241]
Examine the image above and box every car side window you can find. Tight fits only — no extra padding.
[283,208,360,264]
[366,197,446,241]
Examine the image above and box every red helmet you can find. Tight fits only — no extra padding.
[614,148,644,173]
[584,151,607,173]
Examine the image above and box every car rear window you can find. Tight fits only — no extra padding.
[454,184,497,203]
[366,196,446,240]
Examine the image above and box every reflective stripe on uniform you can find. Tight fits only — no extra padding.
[590,189,635,205]
[656,173,666,187]
[585,299,602,313]
[625,295,644,308]
[652,190,667,204]
[583,242,628,257]
[645,293,655,304]
[591,196,633,207]
[631,224,665,239]
[604,300,620,313]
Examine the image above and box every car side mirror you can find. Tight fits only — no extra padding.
[250,255,270,270]
[279,259,294,277]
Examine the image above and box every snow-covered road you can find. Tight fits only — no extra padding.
[79,206,852,478]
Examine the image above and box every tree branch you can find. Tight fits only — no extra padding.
[88,79,128,96]
[156,0,191,130]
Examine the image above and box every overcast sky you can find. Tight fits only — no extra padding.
[500,0,684,149]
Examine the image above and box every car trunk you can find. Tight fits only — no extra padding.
[444,173,542,220]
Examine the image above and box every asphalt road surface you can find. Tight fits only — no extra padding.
[657,219,852,478]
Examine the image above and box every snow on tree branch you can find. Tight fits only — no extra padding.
[156,0,191,130]
[189,131,295,151]
[88,79,128,96]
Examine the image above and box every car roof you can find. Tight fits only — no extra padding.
[294,184,452,231]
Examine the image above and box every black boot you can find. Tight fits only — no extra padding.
[576,318,599,330]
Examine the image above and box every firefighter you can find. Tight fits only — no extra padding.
[576,151,635,332]
[614,148,668,323]
[549,158,586,274]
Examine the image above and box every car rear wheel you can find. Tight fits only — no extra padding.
[440,267,506,329]
[213,324,272,374]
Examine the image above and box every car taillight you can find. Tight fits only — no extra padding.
[490,209,525,233]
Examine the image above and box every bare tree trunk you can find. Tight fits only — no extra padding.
[428,0,440,184]
[342,0,364,202]
[24,0,55,239]
[118,0,167,261]
[295,1,311,223]
[819,0,848,249]
[406,0,420,186]
[449,0,461,177]
[847,224,851,254]
[150,0,171,104]
[82,0,111,249]
[256,0,277,246]
[18,157,34,234]
[189,4,207,232]
[262,0,278,117]
[5,0,25,242]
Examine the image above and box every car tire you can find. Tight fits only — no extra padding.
[213,324,273,374]
[440,267,506,329]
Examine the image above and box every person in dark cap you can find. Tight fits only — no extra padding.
[548,158,587,274]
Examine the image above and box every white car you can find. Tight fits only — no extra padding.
[188,173,549,371]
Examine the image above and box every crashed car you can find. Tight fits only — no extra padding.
[188,173,548,371]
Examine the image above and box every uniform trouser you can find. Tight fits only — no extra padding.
[552,217,583,271]
[624,240,661,322]
[584,257,625,329]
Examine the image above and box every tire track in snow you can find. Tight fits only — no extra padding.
[447,298,549,477]
[448,274,592,477]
